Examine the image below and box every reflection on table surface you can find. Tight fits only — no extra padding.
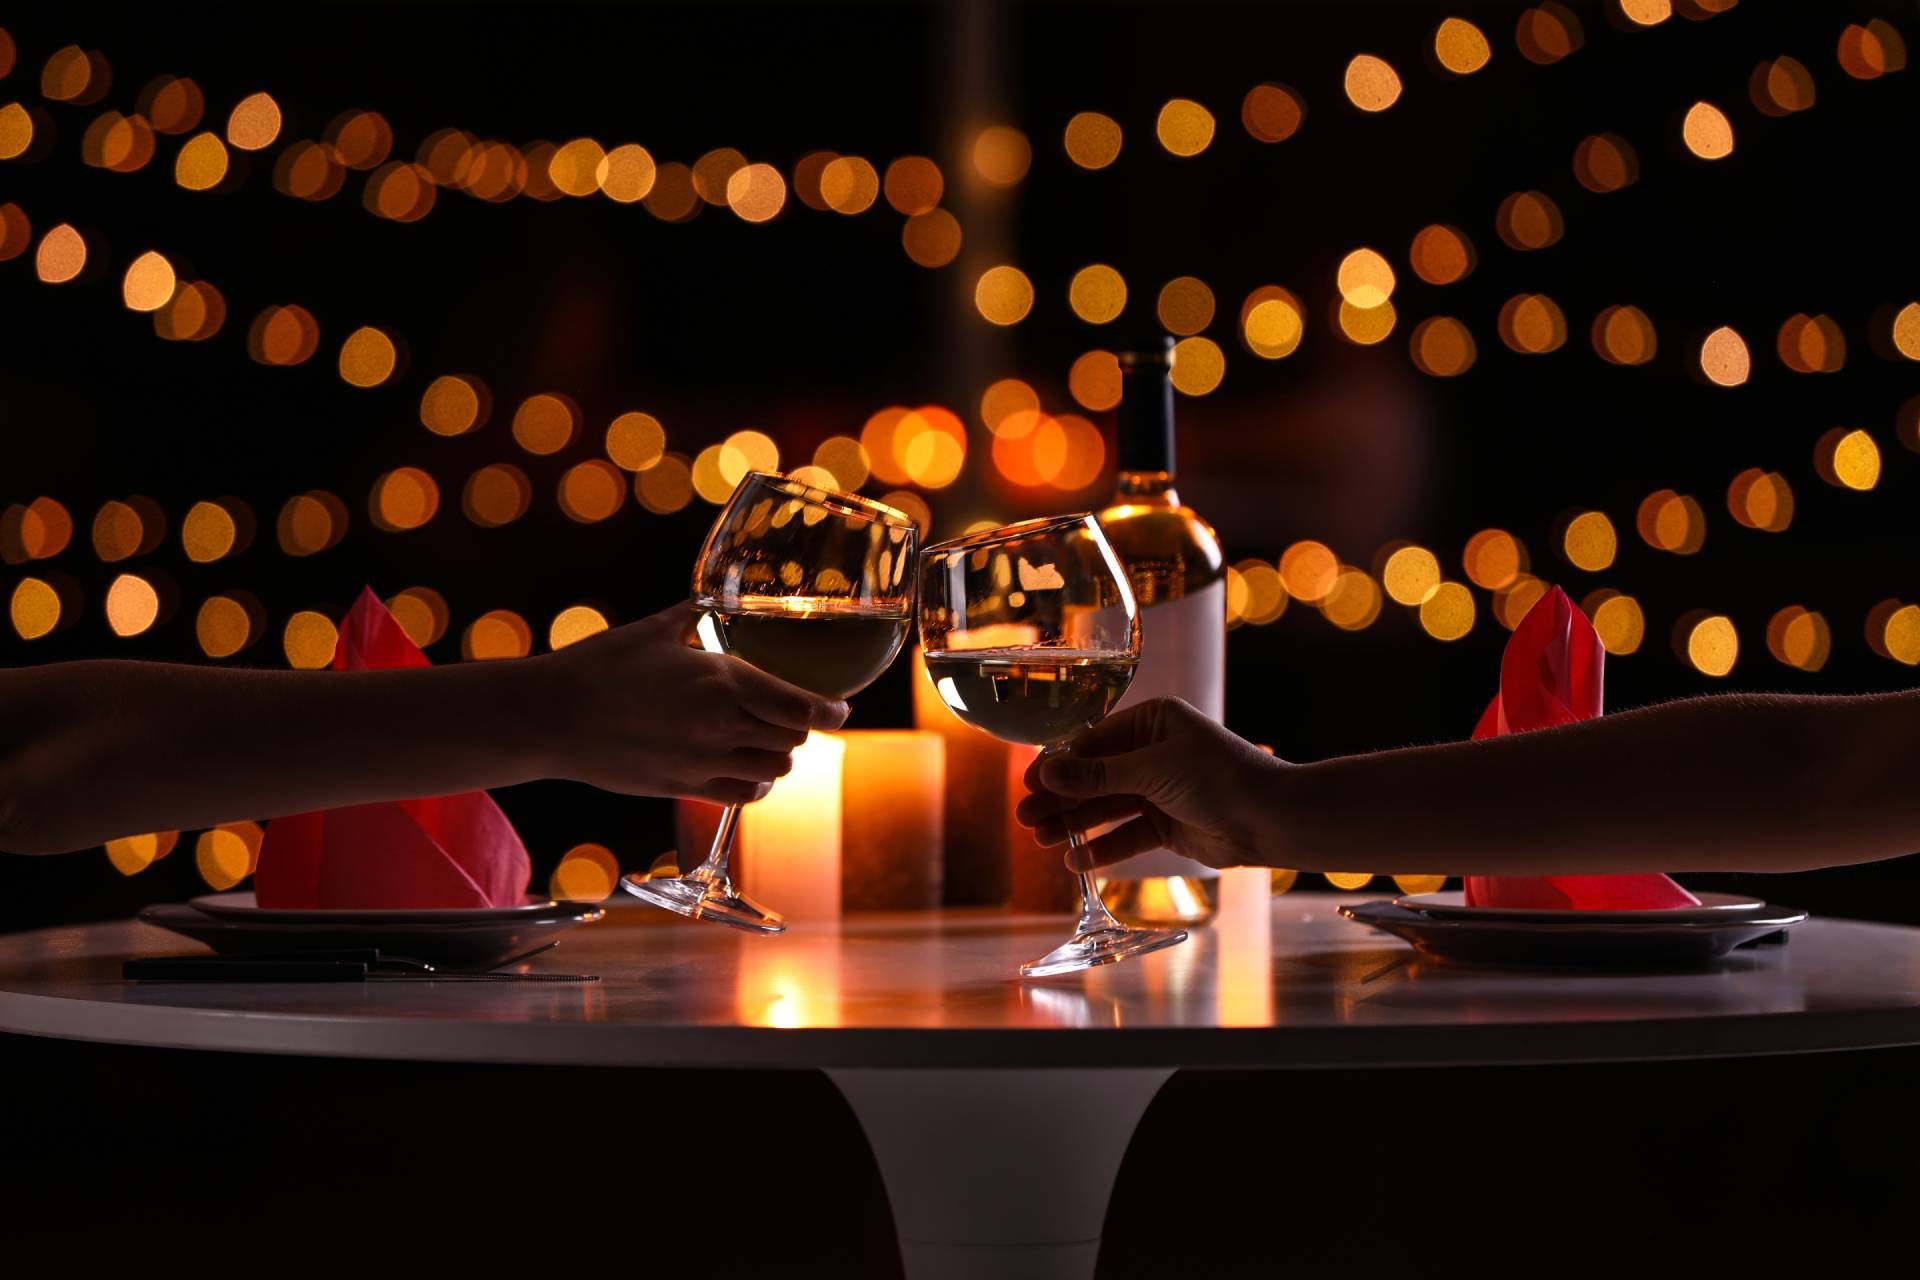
[15,895,1920,1043]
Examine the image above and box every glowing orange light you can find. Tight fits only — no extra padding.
[463,464,533,528]
[1336,249,1395,308]
[1698,326,1750,385]
[1279,541,1339,602]
[1170,337,1225,395]
[1338,299,1397,346]
[420,375,489,436]
[596,143,656,202]
[1573,133,1639,193]
[606,412,667,472]
[902,209,962,268]
[973,126,1032,184]
[1068,350,1122,411]
[1157,276,1215,336]
[551,843,621,901]
[0,203,30,262]
[1241,84,1305,142]
[1685,615,1738,678]
[1409,317,1477,376]
[35,223,86,284]
[1409,225,1474,286]
[120,250,176,312]
[1463,529,1526,590]
[1727,468,1794,532]
[1592,306,1658,365]
[559,460,627,523]
[1155,100,1215,155]
[1419,581,1476,640]
[1516,3,1585,65]
[464,610,533,661]
[196,594,256,658]
[1681,101,1734,160]
[812,436,871,491]
[1495,190,1564,251]
[1343,55,1403,111]
[277,492,346,556]
[337,326,397,387]
[883,156,944,215]
[819,156,879,214]
[1069,264,1127,325]
[1063,112,1124,168]
[1241,287,1305,359]
[370,467,441,532]
[513,393,579,455]
[181,501,237,563]
[8,576,60,640]
[1588,591,1645,655]
[1497,294,1566,354]
[1635,489,1707,554]
[225,92,281,151]
[727,162,786,222]
[1750,56,1816,116]
[1434,18,1493,74]
[1561,511,1617,571]
[387,587,449,648]
[975,265,1034,326]
[248,304,320,366]
[105,573,160,638]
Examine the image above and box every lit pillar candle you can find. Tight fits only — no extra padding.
[911,647,1013,906]
[838,730,944,911]
[738,731,845,923]
[1215,866,1274,1027]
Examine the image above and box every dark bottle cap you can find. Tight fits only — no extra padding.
[1116,336,1175,474]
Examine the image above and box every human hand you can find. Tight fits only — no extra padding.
[539,603,849,804]
[1015,697,1286,872]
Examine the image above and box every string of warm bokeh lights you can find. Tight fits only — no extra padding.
[2,6,1917,892]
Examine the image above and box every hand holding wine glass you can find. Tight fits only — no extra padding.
[622,472,918,933]
[917,513,1190,977]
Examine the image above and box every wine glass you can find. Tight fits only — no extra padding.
[917,513,1189,976]
[622,472,918,933]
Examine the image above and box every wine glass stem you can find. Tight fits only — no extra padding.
[1044,743,1127,937]
[690,803,743,889]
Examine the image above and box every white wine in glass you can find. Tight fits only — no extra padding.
[917,513,1189,977]
[623,472,918,934]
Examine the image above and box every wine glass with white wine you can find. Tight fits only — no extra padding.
[917,513,1189,976]
[622,472,918,933]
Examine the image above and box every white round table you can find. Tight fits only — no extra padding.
[6,896,1920,1280]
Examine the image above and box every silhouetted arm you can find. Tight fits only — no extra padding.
[0,605,847,855]
[1019,693,1920,876]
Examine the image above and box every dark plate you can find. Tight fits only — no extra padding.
[1339,900,1807,969]
[138,899,604,971]
[189,891,581,925]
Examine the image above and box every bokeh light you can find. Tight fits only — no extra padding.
[1815,427,1880,490]
[1226,560,1288,628]
[463,464,532,527]
[370,467,441,532]
[1726,468,1795,532]
[550,605,611,651]
[1516,3,1585,65]
[551,843,621,901]
[195,594,257,658]
[1682,101,1735,159]
[1837,21,1907,81]
[464,609,533,661]
[1279,541,1339,602]
[181,500,237,563]
[559,460,627,523]
[1068,350,1122,410]
[9,577,60,640]
[1409,317,1476,376]
[1618,0,1672,27]
[883,156,943,215]
[277,491,347,556]
[387,587,449,648]
[513,393,580,455]
[691,148,747,205]
[1419,582,1476,641]
[225,91,281,151]
[105,831,178,878]
[1382,545,1441,605]
[1409,225,1475,286]
[195,826,256,891]
[973,126,1031,185]
[1336,249,1396,309]
[1561,511,1616,571]
[174,130,230,189]
[726,162,786,222]
[1493,574,1549,631]
[975,265,1034,326]
[1750,56,1816,116]
[1434,18,1493,75]
[0,203,30,261]
[139,75,205,135]
[1888,302,1920,361]
[820,155,879,214]
[1242,287,1305,360]
[1338,298,1397,345]
[248,305,320,366]
[1698,325,1750,385]
[0,103,32,161]
[1495,190,1564,251]
[1343,55,1402,111]
[596,143,656,202]
[1685,614,1738,677]
[902,208,962,268]
[1321,568,1382,631]
[606,411,667,471]
[1766,605,1831,673]
[326,110,393,170]
[1591,305,1658,365]
[1068,264,1127,325]
[1241,84,1305,141]
[1463,529,1526,589]
[1064,111,1123,168]
[812,435,871,490]
[1589,592,1645,655]
[1636,489,1707,554]
[120,250,176,312]
[105,573,160,637]
[337,326,397,387]
[1777,314,1846,373]
[35,223,86,284]
[1497,294,1566,353]
[637,453,695,514]
[420,375,490,437]
[1155,99,1215,155]
[1170,336,1225,396]
[1573,133,1639,193]
[644,162,701,221]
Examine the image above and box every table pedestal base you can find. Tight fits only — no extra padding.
[829,1067,1173,1280]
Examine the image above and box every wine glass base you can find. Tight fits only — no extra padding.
[620,872,786,935]
[1020,925,1189,978]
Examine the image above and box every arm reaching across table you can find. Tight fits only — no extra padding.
[0,603,848,855]
[1017,693,1920,878]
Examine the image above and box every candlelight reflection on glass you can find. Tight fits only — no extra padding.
[622,472,917,933]
[917,513,1189,976]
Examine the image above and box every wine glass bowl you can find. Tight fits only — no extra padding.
[917,514,1189,977]
[623,472,918,933]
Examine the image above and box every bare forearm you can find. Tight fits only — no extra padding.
[0,659,563,853]
[1278,691,1920,877]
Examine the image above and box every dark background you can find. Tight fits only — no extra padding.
[4,0,1920,928]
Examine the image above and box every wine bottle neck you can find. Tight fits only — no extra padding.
[1116,343,1176,481]
[1114,471,1179,504]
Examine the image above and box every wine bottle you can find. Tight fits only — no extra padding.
[1094,337,1228,926]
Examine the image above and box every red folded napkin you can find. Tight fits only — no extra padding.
[254,587,532,909]
[1462,585,1699,911]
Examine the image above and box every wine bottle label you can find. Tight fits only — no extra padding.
[1100,579,1226,880]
